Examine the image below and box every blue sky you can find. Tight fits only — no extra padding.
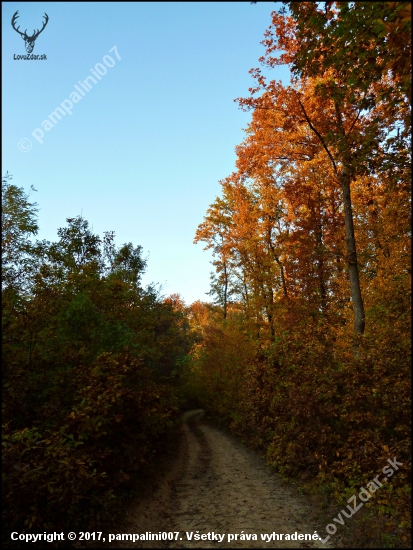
[2,1,290,304]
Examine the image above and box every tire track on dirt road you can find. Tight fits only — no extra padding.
[115,410,332,548]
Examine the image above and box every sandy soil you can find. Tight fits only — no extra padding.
[114,410,332,548]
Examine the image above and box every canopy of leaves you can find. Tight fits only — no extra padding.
[190,4,411,543]
[2,179,194,541]
[2,173,40,292]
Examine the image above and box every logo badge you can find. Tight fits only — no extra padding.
[11,10,49,53]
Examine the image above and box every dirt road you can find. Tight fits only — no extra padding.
[115,410,331,548]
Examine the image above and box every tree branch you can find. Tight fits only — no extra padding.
[296,94,339,177]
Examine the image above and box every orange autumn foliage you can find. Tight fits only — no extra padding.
[190,3,411,542]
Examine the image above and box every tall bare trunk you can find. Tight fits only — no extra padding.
[223,260,228,320]
[298,96,365,335]
[314,194,326,313]
[341,170,365,335]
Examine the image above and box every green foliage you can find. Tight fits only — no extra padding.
[1,173,40,292]
[2,182,191,542]
[3,353,179,533]
[286,2,411,109]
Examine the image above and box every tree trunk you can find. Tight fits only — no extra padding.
[314,196,326,313]
[267,286,275,339]
[274,256,288,298]
[223,260,228,320]
[267,228,288,298]
[340,170,365,335]
[297,96,365,335]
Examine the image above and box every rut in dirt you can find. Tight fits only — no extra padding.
[116,410,331,548]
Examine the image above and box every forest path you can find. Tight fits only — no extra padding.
[114,410,331,548]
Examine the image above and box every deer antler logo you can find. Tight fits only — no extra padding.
[11,10,49,54]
